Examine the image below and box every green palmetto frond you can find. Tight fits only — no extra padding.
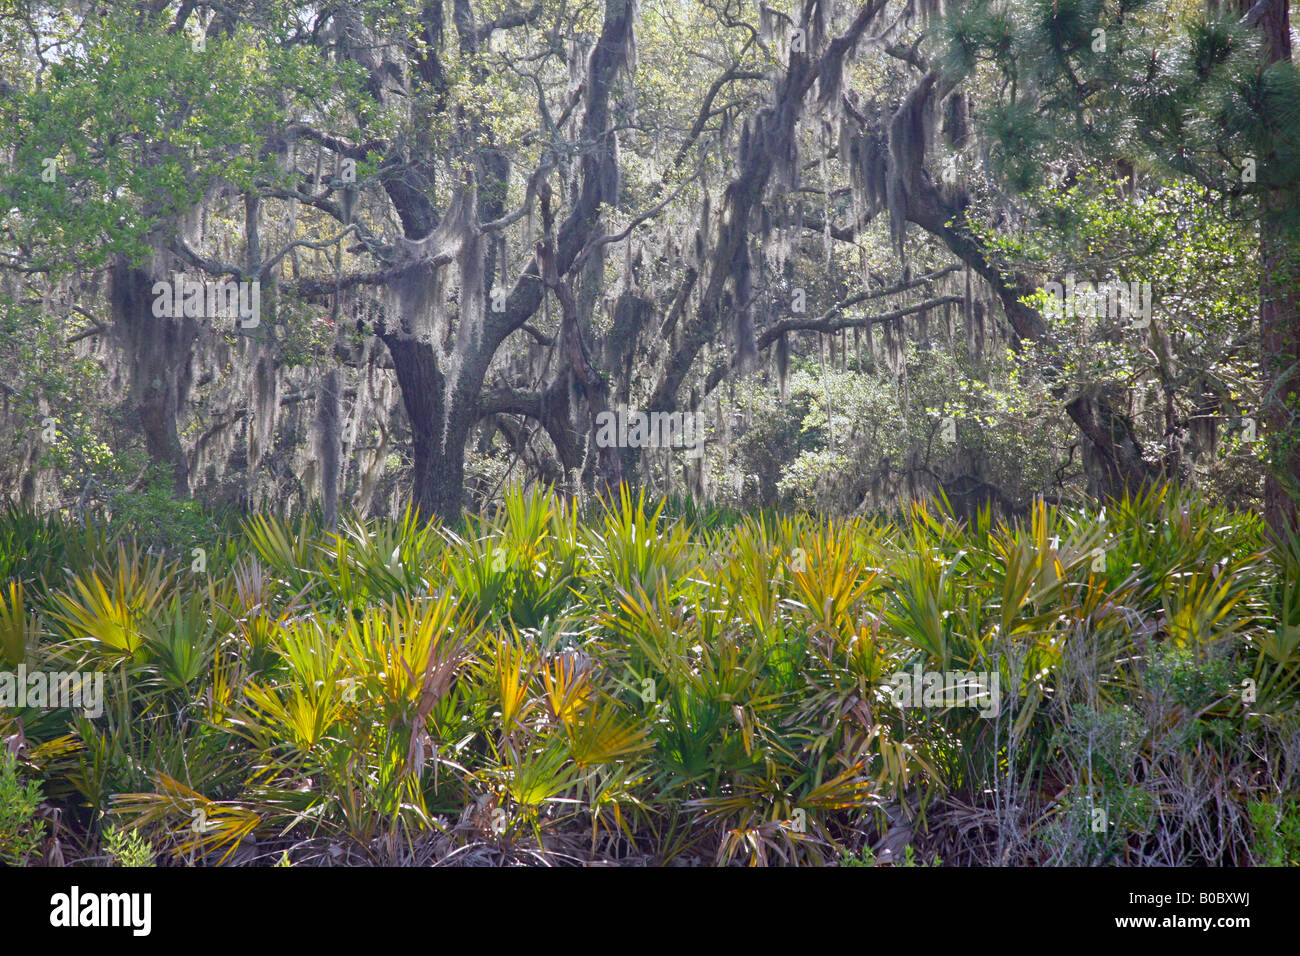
[598,577,699,686]
[0,580,33,668]
[497,483,558,552]
[882,544,961,668]
[788,521,880,645]
[705,516,786,637]
[242,513,318,594]
[338,594,475,772]
[586,486,695,604]
[51,543,172,662]
[1161,567,1252,650]
[138,590,218,691]
[440,527,513,627]
[495,733,585,809]
[563,696,651,768]
[316,506,442,606]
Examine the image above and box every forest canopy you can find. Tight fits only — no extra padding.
[0,0,1297,533]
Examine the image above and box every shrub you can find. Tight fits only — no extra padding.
[103,824,156,867]
[0,751,46,866]
[1249,798,1300,867]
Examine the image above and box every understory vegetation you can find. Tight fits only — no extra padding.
[2,485,1297,866]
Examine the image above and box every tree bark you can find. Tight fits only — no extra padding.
[109,258,197,498]
[373,0,634,522]
[538,216,623,494]
[1248,0,1300,535]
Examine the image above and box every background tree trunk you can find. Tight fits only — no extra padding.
[109,258,197,497]
[1249,0,1300,535]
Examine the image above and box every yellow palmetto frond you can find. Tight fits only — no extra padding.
[53,574,140,659]
[239,677,343,753]
[339,593,473,728]
[485,630,536,732]
[541,651,593,727]
[112,773,261,865]
[789,524,878,643]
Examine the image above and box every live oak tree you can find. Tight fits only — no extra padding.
[2,0,641,520]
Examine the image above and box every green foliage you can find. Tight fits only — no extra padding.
[0,484,1294,865]
[1249,797,1300,866]
[1145,648,1243,711]
[87,470,238,559]
[838,843,941,866]
[0,751,46,866]
[103,824,156,867]
[839,845,876,867]
[982,176,1262,508]
[717,342,1066,515]
[949,0,1300,213]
